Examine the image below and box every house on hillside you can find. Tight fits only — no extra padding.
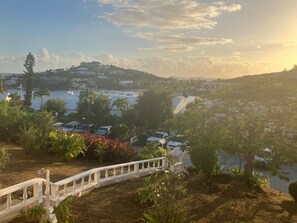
[200,81,229,91]
[71,66,96,75]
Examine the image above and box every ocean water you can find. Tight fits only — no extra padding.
[0,89,191,114]
[0,89,141,111]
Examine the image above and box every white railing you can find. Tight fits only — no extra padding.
[50,157,166,205]
[0,157,170,223]
[130,136,139,145]
[0,178,45,223]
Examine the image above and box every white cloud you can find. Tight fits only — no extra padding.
[0,49,269,78]
[96,0,240,51]
[133,32,232,51]
[283,41,297,48]
[98,0,241,30]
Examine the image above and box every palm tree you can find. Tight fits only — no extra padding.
[112,98,129,111]
[34,88,50,110]
[79,89,96,113]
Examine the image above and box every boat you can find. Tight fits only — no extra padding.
[68,90,74,95]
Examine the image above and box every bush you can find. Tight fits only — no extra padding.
[53,196,76,223]
[138,172,188,223]
[0,102,27,142]
[137,143,169,160]
[49,131,86,161]
[19,126,48,154]
[0,149,10,172]
[190,145,218,177]
[44,98,66,117]
[82,133,136,163]
[231,167,269,189]
[289,181,297,202]
[14,205,50,223]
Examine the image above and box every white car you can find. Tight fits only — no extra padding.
[254,147,273,165]
[146,132,170,146]
[61,121,81,131]
[166,140,183,150]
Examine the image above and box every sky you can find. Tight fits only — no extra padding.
[0,0,297,78]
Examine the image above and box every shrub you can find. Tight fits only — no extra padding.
[190,145,218,177]
[14,205,50,223]
[0,102,27,142]
[231,167,269,188]
[82,133,136,163]
[53,196,76,223]
[19,126,47,154]
[138,172,188,223]
[289,181,297,202]
[0,149,10,172]
[49,131,86,161]
[137,143,169,160]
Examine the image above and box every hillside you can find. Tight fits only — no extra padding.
[69,174,296,223]
[1,144,296,223]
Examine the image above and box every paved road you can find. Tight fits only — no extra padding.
[219,151,297,193]
[132,146,296,193]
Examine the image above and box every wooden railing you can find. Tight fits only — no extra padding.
[0,157,168,223]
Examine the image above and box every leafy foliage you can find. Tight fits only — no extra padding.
[15,205,50,223]
[23,52,35,108]
[138,143,169,160]
[77,90,111,125]
[0,101,28,142]
[138,173,188,223]
[0,149,10,173]
[133,88,173,129]
[231,167,269,189]
[289,181,297,202]
[53,196,76,223]
[82,133,136,163]
[34,88,50,110]
[49,131,86,161]
[44,98,67,116]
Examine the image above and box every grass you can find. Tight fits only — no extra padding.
[1,143,297,223]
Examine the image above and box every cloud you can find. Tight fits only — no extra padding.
[133,32,232,51]
[0,49,268,78]
[97,0,241,30]
[96,0,240,51]
[283,41,297,48]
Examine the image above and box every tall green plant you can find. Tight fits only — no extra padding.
[0,149,9,173]
[23,52,35,108]
[49,131,86,161]
[138,173,188,223]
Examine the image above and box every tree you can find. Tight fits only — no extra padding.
[44,98,67,117]
[168,101,222,176]
[134,88,173,129]
[23,53,35,108]
[78,89,96,115]
[77,90,111,124]
[34,88,50,109]
[0,80,6,95]
[112,98,129,111]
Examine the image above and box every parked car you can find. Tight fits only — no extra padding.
[254,147,273,165]
[166,140,183,150]
[73,123,95,133]
[52,122,64,129]
[146,131,170,146]
[61,121,81,131]
[94,126,113,137]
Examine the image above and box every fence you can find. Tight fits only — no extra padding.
[0,157,169,223]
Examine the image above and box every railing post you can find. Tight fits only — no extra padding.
[134,162,139,177]
[44,169,51,220]
[162,157,167,171]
